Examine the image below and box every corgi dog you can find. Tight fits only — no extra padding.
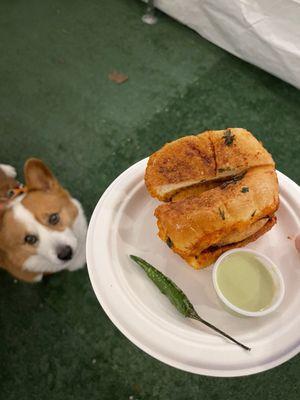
[0,159,87,283]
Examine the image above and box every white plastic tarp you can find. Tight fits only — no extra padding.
[153,0,300,89]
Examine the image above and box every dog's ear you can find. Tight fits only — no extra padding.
[24,158,60,191]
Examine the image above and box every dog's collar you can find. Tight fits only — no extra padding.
[6,185,28,200]
[0,185,28,210]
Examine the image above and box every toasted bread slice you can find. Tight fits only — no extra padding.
[145,128,274,201]
[145,131,215,201]
[154,165,279,256]
[183,216,276,269]
[208,128,274,179]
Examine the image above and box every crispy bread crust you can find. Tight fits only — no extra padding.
[145,132,215,201]
[182,216,276,269]
[155,166,279,255]
[145,128,274,201]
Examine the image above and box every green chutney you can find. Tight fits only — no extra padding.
[217,252,275,312]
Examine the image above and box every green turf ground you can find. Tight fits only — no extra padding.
[0,0,299,399]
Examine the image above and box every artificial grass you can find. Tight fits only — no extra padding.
[0,0,299,399]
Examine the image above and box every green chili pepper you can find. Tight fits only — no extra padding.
[130,255,251,352]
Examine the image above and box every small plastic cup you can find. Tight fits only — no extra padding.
[212,248,285,317]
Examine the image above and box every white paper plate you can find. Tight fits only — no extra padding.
[86,159,300,377]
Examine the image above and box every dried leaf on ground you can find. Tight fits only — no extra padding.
[108,70,128,84]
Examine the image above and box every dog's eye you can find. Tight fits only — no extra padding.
[24,235,38,245]
[49,213,60,225]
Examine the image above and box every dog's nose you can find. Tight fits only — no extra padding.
[57,245,73,261]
